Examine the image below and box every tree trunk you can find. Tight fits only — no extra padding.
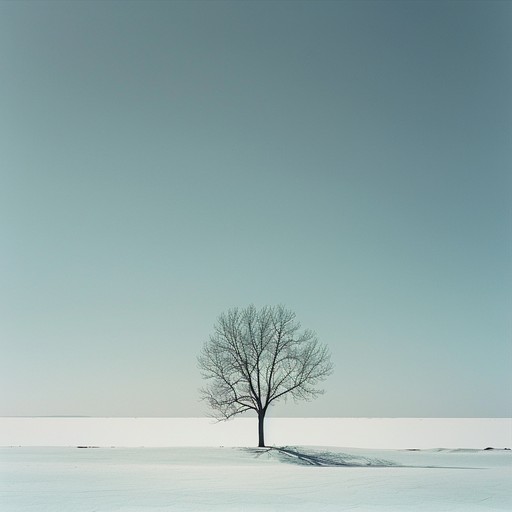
[258,411,265,447]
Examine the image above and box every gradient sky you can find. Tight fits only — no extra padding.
[1,0,511,418]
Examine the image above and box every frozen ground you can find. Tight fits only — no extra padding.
[1,446,511,511]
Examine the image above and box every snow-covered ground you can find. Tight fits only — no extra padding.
[1,417,510,449]
[1,418,510,511]
[1,446,511,511]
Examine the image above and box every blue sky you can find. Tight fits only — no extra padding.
[1,0,510,417]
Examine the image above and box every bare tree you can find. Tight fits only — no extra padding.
[198,305,333,447]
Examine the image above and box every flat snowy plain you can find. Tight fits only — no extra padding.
[1,418,511,511]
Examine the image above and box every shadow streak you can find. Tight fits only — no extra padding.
[241,446,482,470]
[242,446,398,467]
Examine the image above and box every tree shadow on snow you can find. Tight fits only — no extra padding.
[242,446,398,467]
[241,446,483,470]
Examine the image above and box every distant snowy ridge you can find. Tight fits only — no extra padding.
[1,417,510,449]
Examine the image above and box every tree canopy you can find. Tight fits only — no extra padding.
[198,304,333,446]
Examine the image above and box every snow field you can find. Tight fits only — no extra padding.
[1,446,511,511]
[1,418,510,511]
[1,417,510,449]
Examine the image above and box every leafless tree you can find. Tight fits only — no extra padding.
[198,305,333,447]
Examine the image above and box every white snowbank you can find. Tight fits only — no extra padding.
[0,417,510,449]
